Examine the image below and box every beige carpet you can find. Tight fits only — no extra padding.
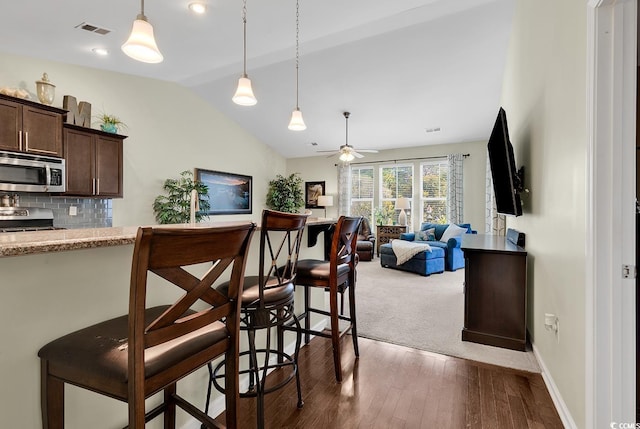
[355,259,540,373]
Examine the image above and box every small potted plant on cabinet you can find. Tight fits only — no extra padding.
[96,113,127,134]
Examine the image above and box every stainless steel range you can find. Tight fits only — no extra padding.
[0,207,61,232]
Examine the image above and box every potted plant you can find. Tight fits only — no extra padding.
[153,170,210,224]
[96,112,127,134]
[266,173,304,213]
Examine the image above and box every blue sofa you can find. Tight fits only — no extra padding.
[399,222,477,271]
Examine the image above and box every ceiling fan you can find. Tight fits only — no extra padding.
[317,112,378,162]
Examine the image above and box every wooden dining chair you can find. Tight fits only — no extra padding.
[206,210,308,429]
[38,224,256,429]
[281,215,362,382]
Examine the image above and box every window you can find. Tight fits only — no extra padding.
[421,160,448,224]
[350,166,374,221]
[379,164,413,225]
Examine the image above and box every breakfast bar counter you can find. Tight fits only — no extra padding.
[0,218,335,258]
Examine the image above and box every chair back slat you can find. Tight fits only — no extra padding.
[150,267,229,307]
[330,216,362,273]
[128,223,255,377]
[145,304,232,348]
[257,210,308,306]
[146,258,234,332]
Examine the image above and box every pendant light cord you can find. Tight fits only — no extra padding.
[295,0,300,109]
[242,0,248,77]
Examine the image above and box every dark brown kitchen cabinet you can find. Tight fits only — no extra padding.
[63,124,126,198]
[0,93,65,157]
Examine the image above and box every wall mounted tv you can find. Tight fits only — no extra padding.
[487,107,524,216]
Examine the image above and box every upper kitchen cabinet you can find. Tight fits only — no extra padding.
[0,94,65,157]
[63,124,126,198]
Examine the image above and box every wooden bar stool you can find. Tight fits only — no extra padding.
[206,210,308,429]
[281,215,362,382]
[38,224,256,429]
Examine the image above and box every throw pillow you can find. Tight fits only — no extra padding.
[440,223,467,243]
[415,228,436,241]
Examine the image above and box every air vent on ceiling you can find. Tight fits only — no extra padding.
[75,22,112,35]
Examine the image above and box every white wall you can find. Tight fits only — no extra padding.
[0,51,286,226]
[287,140,488,230]
[499,0,587,426]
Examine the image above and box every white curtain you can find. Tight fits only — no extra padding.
[446,153,464,224]
[485,153,506,235]
[337,164,351,216]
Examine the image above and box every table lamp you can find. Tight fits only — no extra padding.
[395,197,410,226]
[317,195,334,218]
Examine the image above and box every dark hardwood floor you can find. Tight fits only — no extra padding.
[216,335,564,428]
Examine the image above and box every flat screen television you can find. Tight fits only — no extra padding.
[487,107,523,216]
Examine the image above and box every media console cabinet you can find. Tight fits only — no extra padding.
[461,234,527,351]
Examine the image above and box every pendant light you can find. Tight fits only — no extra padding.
[121,0,164,64]
[288,0,306,130]
[232,0,257,106]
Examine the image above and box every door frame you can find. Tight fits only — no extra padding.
[586,0,637,426]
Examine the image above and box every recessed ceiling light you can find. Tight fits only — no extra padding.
[188,2,207,14]
[92,48,109,56]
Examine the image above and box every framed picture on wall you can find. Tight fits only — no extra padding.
[305,181,325,208]
[195,168,252,215]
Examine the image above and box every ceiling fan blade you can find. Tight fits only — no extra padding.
[316,150,339,153]
[356,149,379,153]
[352,151,365,158]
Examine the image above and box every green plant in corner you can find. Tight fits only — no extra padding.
[266,173,304,213]
[153,170,210,224]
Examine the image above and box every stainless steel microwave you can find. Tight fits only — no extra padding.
[0,150,65,193]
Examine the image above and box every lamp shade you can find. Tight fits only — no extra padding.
[121,16,163,63]
[232,76,257,106]
[317,195,333,207]
[288,108,307,131]
[395,197,410,210]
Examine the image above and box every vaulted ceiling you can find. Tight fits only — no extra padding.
[0,0,514,158]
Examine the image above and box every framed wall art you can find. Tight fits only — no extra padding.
[305,181,325,208]
[195,168,252,215]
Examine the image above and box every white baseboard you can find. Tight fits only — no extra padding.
[181,319,327,429]
[532,343,577,429]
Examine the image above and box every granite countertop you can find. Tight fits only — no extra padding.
[0,217,336,258]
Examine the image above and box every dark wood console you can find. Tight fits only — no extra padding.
[461,234,527,351]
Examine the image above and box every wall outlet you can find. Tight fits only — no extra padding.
[544,313,560,342]
[69,206,77,216]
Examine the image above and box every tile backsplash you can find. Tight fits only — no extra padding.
[6,193,112,229]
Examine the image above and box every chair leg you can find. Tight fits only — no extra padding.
[329,288,342,383]
[303,285,311,344]
[292,313,304,408]
[163,383,176,429]
[277,309,285,364]
[41,360,64,429]
[348,283,359,357]
[247,327,265,429]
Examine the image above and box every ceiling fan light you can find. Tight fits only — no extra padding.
[232,76,257,106]
[121,15,163,63]
[288,108,306,131]
[339,152,354,162]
